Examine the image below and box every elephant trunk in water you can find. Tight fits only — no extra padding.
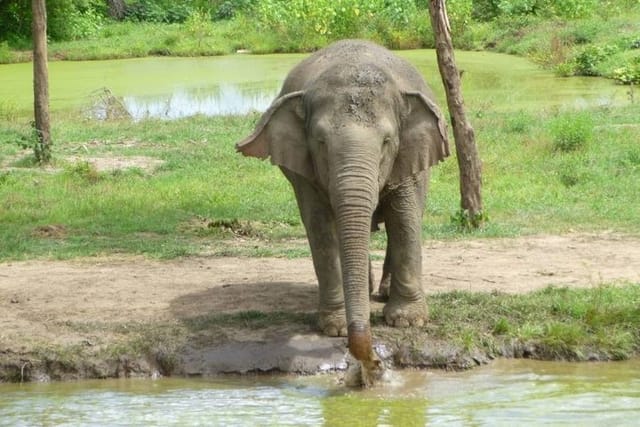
[332,157,379,365]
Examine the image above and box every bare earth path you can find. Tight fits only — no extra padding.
[1,233,639,381]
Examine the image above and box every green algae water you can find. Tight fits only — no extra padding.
[1,359,639,426]
[0,51,623,119]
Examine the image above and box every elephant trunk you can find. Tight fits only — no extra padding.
[333,163,378,362]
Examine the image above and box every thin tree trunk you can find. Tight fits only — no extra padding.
[32,0,51,163]
[428,0,483,226]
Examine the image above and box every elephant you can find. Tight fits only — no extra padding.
[236,39,449,376]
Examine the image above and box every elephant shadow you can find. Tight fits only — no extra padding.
[168,281,349,375]
[169,280,318,319]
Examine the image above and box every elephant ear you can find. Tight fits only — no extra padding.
[391,91,449,185]
[236,91,314,181]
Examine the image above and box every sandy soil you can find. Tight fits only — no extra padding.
[1,232,639,380]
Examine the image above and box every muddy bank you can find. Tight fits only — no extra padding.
[1,233,639,382]
[1,331,621,383]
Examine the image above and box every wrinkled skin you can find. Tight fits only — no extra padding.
[237,40,449,368]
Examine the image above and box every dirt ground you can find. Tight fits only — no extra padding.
[1,232,639,381]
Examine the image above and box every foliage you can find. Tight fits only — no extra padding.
[48,0,106,40]
[547,110,593,152]
[0,1,32,43]
[0,0,106,42]
[247,0,430,51]
[612,57,640,85]
[445,0,474,46]
[475,2,640,86]
[572,44,618,77]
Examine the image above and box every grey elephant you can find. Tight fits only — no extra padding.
[236,39,449,374]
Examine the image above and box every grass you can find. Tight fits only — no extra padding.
[1,100,640,261]
[0,114,301,260]
[426,284,640,361]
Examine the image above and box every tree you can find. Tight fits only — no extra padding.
[428,0,484,227]
[32,0,51,163]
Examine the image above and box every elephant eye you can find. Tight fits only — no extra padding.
[383,136,391,145]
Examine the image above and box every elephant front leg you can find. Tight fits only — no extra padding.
[380,173,428,327]
[283,170,346,337]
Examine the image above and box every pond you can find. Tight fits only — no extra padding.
[1,359,639,426]
[0,50,626,120]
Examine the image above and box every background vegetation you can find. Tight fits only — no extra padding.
[1,0,640,84]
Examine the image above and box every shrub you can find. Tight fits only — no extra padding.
[548,111,594,152]
[611,57,640,85]
[573,45,618,77]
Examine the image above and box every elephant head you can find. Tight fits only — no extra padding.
[236,43,448,366]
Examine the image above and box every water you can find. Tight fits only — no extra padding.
[1,359,639,426]
[0,51,624,120]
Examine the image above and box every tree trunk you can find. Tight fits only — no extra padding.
[32,0,51,163]
[428,0,484,227]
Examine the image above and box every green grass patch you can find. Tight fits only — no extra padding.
[1,102,640,260]
[426,284,640,360]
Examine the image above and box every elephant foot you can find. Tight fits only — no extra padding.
[318,308,347,337]
[383,298,428,328]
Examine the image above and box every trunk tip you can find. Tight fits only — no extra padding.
[347,321,373,361]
